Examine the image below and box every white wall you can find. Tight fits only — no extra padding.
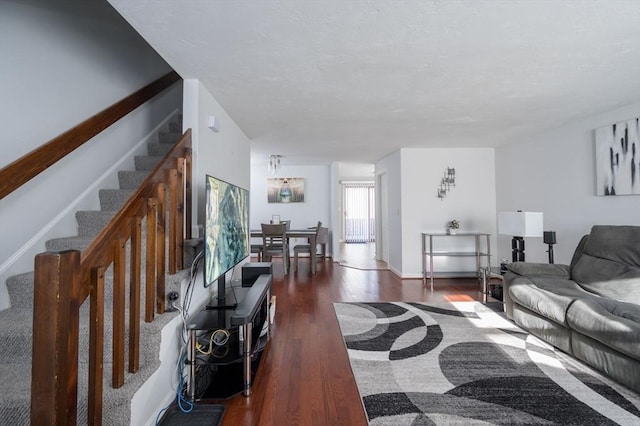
[330,162,341,259]
[0,0,172,165]
[186,80,252,230]
[496,102,640,266]
[399,148,497,278]
[375,150,403,275]
[338,162,375,179]
[0,0,176,309]
[250,164,332,254]
[376,170,390,264]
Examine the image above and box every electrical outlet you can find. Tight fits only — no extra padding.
[164,267,191,312]
[165,290,180,312]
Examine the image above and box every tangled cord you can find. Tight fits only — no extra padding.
[195,328,231,355]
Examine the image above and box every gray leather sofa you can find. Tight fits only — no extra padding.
[503,225,640,393]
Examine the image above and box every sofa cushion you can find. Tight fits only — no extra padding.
[508,276,598,326]
[572,254,639,285]
[570,332,640,393]
[585,225,640,266]
[511,303,572,354]
[506,262,570,278]
[566,298,640,361]
[577,270,640,304]
[571,225,640,285]
[569,234,589,270]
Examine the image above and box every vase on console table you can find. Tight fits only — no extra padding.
[447,219,460,235]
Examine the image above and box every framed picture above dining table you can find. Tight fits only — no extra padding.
[267,177,305,203]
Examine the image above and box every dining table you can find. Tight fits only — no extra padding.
[250,228,321,274]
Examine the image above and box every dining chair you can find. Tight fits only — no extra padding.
[316,226,329,259]
[293,221,322,273]
[250,243,263,261]
[261,222,289,274]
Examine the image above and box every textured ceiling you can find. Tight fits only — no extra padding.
[108,0,640,166]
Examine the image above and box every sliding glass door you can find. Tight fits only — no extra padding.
[343,182,375,243]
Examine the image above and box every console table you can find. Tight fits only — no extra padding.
[481,266,504,305]
[421,232,492,288]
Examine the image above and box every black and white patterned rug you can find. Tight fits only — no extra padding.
[334,301,640,425]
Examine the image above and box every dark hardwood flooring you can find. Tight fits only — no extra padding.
[208,258,493,425]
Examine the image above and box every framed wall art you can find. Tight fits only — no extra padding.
[594,117,639,196]
[267,177,305,203]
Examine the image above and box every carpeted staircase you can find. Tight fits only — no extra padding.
[0,114,185,425]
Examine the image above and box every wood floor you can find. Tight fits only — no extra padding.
[336,242,388,270]
[209,258,492,426]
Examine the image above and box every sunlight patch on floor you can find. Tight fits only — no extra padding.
[444,294,476,302]
[338,242,388,270]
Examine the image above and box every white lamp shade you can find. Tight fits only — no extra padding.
[498,212,544,237]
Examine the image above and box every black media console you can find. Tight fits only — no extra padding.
[186,270,273,399]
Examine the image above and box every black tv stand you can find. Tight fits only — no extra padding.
[204,273,240,309]
[204,303,238,310]
[186,273,273,399]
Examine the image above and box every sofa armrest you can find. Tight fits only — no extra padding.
[506,262,571,278]
[503,263,570,320]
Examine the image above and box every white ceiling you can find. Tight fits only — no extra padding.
[108,0,640,166]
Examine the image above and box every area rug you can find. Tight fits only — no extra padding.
[334,301,640,425]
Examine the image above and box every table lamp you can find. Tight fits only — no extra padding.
[498,211,544,262]
[544,231,557,264]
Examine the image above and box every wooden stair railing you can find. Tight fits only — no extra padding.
[0,71,181,200]
[31,129,192,425]
[0,69,184,425]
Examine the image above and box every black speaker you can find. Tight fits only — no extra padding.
[543,231,556,245]
[242,262,273,287]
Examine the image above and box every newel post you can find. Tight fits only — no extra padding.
[31,250,81,425]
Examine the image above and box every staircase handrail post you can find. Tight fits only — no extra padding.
[31,250,81,425]
[184,147,193,241]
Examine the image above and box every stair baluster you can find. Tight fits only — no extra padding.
[28,128,192,424]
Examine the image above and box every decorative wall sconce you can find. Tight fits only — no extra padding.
[436,167,456,200]
[268,155,282,174]
[437,186,447,200]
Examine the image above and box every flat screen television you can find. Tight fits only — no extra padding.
[204,174,250,305]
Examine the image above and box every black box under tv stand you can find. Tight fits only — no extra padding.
[204,302,238,311]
